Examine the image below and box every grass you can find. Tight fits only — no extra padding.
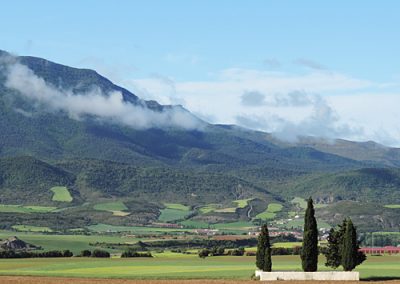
[11,225,53,233]
[0,205,56,214]
[180,220,210,229]
[0,255,397,279]
[212,199,254,214]
[158,203,192,222]
[50,187,73,202]
[164,203,190,211]
[93,202,129,216]
[0,230,140,254]
[233,198,253,208]
[158,209,191,222]
[384,204,400,209]
[291,197,307,209]
[255,203,283,220]
[88,224,193,234]
[212,221,256,231]
[199,204,219,214]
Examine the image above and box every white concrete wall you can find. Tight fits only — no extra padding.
[255,270,359,281]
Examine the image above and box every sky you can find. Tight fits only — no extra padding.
[1,0,400,146]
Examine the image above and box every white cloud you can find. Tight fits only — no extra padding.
[4,62,202,130]
[130,67,400,146]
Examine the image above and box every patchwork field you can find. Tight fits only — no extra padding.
[0,255,397,280]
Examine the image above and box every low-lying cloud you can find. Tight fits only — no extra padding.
[4,61,202,130]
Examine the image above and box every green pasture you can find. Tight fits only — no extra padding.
[0,230,139,254]
[0,255,397,279]
[255,203,283,220]
[164,203,190,211]
[93,201,127,212]
[180,220,210,228]
[233,198,253,208]
[12,225,53,233]
[158,203,192,222]
[88,224,193,234]
[384,204,400,209]
[0,205,56,214]
[50,186,73,202]
[158,209,191,222]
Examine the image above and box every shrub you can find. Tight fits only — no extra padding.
[92,249,110,258]
[80,250,92,257]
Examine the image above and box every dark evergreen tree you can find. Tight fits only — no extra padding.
[301,197,319,272]
[256,223,272,271]
[341,219,366,271]
[324,220,346,269]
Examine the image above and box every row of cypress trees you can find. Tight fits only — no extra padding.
[256,197,366,272]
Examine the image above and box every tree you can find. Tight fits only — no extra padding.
[325,218,366,271]
[301,197,318,272]
[198,248,210,258]
[341,219,366,271]
[324,220,346,269]
[256,223,272,271]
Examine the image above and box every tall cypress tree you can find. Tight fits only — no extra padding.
[341,219,366,271]
[301,197,319,272]
[256,223,272,271]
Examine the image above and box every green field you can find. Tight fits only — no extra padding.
[384,204,400,209]
[0,205,56,214]
[158,203,192,222]
[180,220,210,228]
[0,255,397,279]
[255,203,283,220]
[88,224,192,234]
[233,198,253,208]
[212,221,256,231]
[11,225,53,233]
[199,204,219,213]
[164,203,190,211]
[50,186,73,202]
[93,201,129,216]
[0,230,139,254]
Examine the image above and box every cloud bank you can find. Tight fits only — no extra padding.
[130,67,400,146]
[4,61,201,130]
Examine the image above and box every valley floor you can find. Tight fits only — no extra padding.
[0,278,400,284]
[0,255,398,281]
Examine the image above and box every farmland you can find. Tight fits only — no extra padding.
[0,255,397,280]
[50,187,73,202]
[158,203,192,222]
[0,205,56,214]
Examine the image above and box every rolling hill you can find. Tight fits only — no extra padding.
[0,49,399,231]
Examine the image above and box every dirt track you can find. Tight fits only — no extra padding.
[1,277,400,284]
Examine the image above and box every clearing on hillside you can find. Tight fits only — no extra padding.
[93,201,129,216]
[50,186,73,202]
[255,203,283,220]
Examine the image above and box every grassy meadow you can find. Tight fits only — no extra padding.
[0,254,397,280]
[50,187,73,202]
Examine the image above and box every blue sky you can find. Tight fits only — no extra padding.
[2,1,400,145]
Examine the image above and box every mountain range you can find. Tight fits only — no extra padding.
[0,49,399,232]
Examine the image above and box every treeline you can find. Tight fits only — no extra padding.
[91,238,258,251]
[0,250,73,258]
